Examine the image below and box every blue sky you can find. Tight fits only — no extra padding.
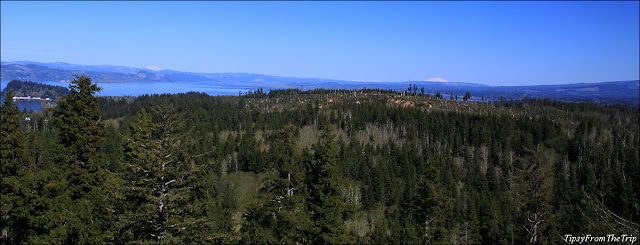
[1,1,638,86]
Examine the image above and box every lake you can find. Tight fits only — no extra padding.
[0,97,43,112]
[1,80,262,97]
[1,80,269,112]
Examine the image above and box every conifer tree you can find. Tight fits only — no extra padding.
[514,146,554,244]
[1,90,27,177]
[1,90,31,244]
[52,75,104,166]
[242,125,312,244]
[413,163,455,244]
[47,75,113,243]
[122,104,208,242]
[120,108,157,241]
[307,126,356,244]
[463,91,471,101]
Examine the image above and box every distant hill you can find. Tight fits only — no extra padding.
[1,61,638,106]
[2,61,155,74]
[0,63,174,83]
[1,80,69,100]
[0,61,347,85]
[486,81,640,105]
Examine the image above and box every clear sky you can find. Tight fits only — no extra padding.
[1,1,638,86]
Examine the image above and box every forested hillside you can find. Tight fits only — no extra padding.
[1,80,69,100]
[2,76,639,244]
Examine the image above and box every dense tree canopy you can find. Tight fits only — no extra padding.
[1,90,31,244]
[2,79,639,243]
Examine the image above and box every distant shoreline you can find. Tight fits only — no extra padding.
[13,96,52,101]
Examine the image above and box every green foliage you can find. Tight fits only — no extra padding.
[20,75,116,243]
[1,90,32,243]
[1,80,69,100]
[4,84,640,243]
[52,75,104,165]
[121,103,215,242]
[307,126,357,244]
[1,90,28,178]
[242,125,312,243]
[512,146,555,243]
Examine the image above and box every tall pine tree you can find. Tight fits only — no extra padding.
[45,75,113,243]
[1,90,31,243]
[242,125,312,244]
[307,126,356,244]
[514,146,554,244]
[52,75,104,166]
[122,104,210,243]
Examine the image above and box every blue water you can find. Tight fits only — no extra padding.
[0,97,42,112]
[1,80,270,112]
[1,80,259,97]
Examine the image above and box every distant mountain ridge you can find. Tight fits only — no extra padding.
[1,63,171,83]
[2,61,156,74]
[1,61,638,106]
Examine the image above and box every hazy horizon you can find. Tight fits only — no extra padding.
[2,59,639,88]
[2,1,638,86]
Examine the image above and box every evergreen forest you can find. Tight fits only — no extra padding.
[2,76,639,244]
